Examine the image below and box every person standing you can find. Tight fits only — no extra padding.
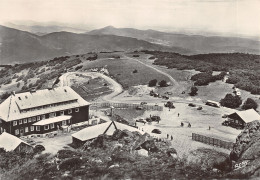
[171,135,173,141]
[178,113,180,117]
[167,134,169,139]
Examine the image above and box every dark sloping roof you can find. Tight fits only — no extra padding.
[0,86,90,121]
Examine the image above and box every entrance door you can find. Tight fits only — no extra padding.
[20,128,24,136]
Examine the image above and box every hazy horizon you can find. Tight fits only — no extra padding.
[0,0,260,38]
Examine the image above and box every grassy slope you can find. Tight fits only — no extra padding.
[81,57,171,89]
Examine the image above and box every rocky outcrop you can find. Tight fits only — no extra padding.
[229,120,260,178]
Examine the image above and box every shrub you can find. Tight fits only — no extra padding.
[159,80,168,87]
[57,150,80,159]
[190,86,198,96]
[242,98,258,110]
[0,92,11,100]
[220,94,242,108]
[59,157,82,170]
[148,79,157,87]
[75,65,83,71]
[133,69,138,73]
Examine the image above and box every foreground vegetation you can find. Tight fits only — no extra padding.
[0,130,238,180]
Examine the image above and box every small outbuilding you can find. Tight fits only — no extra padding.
[227,109,260,128]
[0,132,33,152]
[72,121,144,146]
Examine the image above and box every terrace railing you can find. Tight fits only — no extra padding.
[192,133,234,150]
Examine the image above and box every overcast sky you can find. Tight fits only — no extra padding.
[0,0,259,36]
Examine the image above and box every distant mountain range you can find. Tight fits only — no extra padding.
[0,25,260,64]
[88,26,260,55]
[4,22,88,35]
[0,25,189,64]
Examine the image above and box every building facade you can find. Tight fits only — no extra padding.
[0,86,90,137]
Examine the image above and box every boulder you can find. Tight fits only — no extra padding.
[136,149,149,157]
[230,120,260,161]
[166,148,178,158]
[229,120,260,177]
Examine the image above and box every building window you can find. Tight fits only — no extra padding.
[42,115,46,119]
[28,118,32,123]
[30,126,34,131]
[37,116,41,121]
[75,108,79,112]
[68,109,72,114]
[60,111,64,116]
[36,126,40,131]
[62,120,67,126]
[68,119,71,124]
[19,119,23,125]
[25,127,29,133]
[44,125,49,130]
[49,112,56,118]
[15,129,19,135]
[32,117,36,122]
[50,123,54,129]
[13,121,17,126]
[24,119,27,123]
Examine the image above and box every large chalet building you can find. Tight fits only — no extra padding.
[0,86,90,137]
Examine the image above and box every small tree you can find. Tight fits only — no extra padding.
[148,79,157,87]
[190,86,198,96]
[159,80,167,87]
[220,93,242,108]
[242,98,258,110]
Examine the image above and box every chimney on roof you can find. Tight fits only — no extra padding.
[11,91,15,96]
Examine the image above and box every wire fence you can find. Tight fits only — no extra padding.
[192,133,234,150]
[90,102,163,111]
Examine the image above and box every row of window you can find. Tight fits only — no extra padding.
[13,108,79,126]
[20,100,77,113]
[14,120,70,135]
[14,124,53,135]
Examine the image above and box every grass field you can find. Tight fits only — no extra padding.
[81,57,171,89]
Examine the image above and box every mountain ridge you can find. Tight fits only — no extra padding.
[0,25,190,64]
[88,26,260,55]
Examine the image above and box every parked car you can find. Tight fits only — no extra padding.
[188,103,196,107]
[152,129,162,134]
[165,101,175,109]
[140,102,147,105]
[222,114,228,118]
[136,119,146,124]
[197,106,203,110]
[222,120,244,129]
[136,106,144,110]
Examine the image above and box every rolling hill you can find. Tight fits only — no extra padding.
[0,25,189,64]
[88,26,260,55]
